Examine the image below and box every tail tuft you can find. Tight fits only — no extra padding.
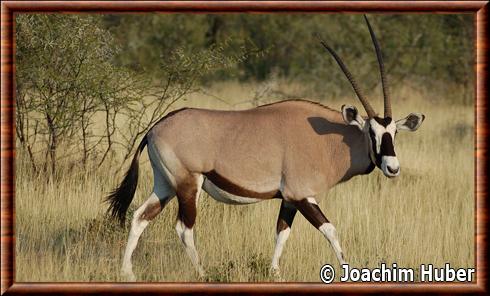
[105,136,148,226]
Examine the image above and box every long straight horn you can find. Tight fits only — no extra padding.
[316,34,376,118]
[364,15,392,118]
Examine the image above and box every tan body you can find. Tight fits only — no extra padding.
[148,100,372,203]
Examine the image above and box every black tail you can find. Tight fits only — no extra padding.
[106,135,148,226]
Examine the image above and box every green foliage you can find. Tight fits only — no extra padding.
[103,14,208,73]
[103,14,473,103]
[16,14,130,173]
[16,14,252,174]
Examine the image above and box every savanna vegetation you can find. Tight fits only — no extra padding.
[15,14,474,282]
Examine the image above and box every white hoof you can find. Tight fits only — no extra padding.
[121,269,136,282]
[270,266,283,281]
[197,266,206,279]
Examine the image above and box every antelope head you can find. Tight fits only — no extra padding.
[318,15,425,178]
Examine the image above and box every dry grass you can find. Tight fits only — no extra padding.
[15,81,474,282]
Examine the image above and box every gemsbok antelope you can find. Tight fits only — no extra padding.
[107,16,425,281]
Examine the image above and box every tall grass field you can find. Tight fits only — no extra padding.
[15,82,474,282]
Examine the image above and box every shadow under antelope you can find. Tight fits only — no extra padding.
[106,16,425,281]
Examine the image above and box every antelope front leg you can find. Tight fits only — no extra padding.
[293,197,347,266]
[271,200,297,277]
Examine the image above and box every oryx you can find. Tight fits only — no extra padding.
[107,16,425,281]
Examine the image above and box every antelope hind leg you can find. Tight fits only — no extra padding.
[175,174,205,278]
[121,191,172,281]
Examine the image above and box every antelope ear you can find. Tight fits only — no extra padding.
[342,105,365,130]
[396,113,425,132]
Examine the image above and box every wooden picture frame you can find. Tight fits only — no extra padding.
[1,1,487,294]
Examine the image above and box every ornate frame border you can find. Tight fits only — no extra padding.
[1,1,488,294]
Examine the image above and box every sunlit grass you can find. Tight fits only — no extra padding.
[15,81,474,282]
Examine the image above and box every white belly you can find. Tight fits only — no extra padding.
[202,179,261,205]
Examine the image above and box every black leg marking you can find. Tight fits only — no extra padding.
[293,199,329,229]
[276,200,297,233]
